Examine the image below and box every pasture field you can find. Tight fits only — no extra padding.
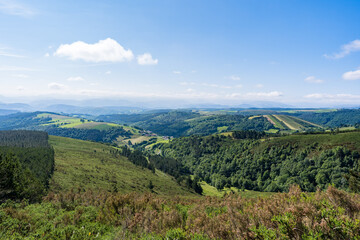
[37,113,167,148]
[273,115,303,130]
[200,181,273,198]
[37,113,120,129]
[264,114,288,130]
[264,114,322,132]
[280,109,337,113]
[262,130,360,150]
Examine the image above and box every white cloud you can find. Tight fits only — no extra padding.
[304,76,324,84]
[67,76,85,82]
[137,53,158,65]
[48,82,66,90]
[105,71,111,75]
[186,88,195,92]
[325,39,360,59]
[180,81,195,86]
[342,69,360,80]
[17,86,24,91]
[0,0,35,17]
[54,38,134,63]
[246,91,283,97]
[44,53,50,57]
[228,75,241,81]
[305,93,360,102]
[173,70,181,74]
[202,83,219,88]
[255,84,264,88]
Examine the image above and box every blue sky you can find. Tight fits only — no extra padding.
[0,0,360,107]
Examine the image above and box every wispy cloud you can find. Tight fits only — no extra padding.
[0,0,35,17]
[0,65,37,71]
[67,76,85,82]
[201,83,241,89]
[48,82,66,90]
[305,93,360,102]
[180,81,195,86]
[54,38,134,63]
[245,91,283,97]
[342,69,360,80]
[0,47,26,58]
[228,75,241,81]
[12,74,29,78]
[324,39,360,59]
[173,70,181,74]
[17,86,24,91]
[255,84,264,88]
[304,76,324,84]
[137,53,158,65]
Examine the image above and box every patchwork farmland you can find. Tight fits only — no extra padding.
[264,114,322,132]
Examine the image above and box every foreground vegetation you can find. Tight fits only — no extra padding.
[1,186,359,239]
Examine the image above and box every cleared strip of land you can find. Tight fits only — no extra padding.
[264,115,288,130]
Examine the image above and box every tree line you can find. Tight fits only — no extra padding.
[0,130,54,202]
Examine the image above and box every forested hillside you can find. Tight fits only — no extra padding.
[0,131,54,202]
[288,109,360,127]
[154,130,360,192]
[97,110,274,137]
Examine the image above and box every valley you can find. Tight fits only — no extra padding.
[0,108,359,239]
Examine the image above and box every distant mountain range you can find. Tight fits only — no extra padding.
[0,97,358,116]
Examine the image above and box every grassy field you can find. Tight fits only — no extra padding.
[49,135,194,196]
[280,109,337,113]
[262,130,360,151]
[37,113,117,129]
[264,114,322,131]
[216,126,228,132]
[265,115,288,130]
[273,115,302,130]
[200,181,273,198]
[265,128,279,133]
[38,113,168,148]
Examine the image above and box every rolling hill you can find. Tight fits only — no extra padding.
[49,135,194,196]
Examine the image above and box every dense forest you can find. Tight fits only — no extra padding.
[47,126,131,143]
[288,109,360,127]
[154,130,360,192]
[0,131,54,202]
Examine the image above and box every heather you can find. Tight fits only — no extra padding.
[1,185,359,239]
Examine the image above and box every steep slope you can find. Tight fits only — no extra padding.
[49,135,194,196]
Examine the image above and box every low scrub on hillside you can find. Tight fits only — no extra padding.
[0,186,359,239]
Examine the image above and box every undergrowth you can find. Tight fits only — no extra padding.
[0,186,359,239]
